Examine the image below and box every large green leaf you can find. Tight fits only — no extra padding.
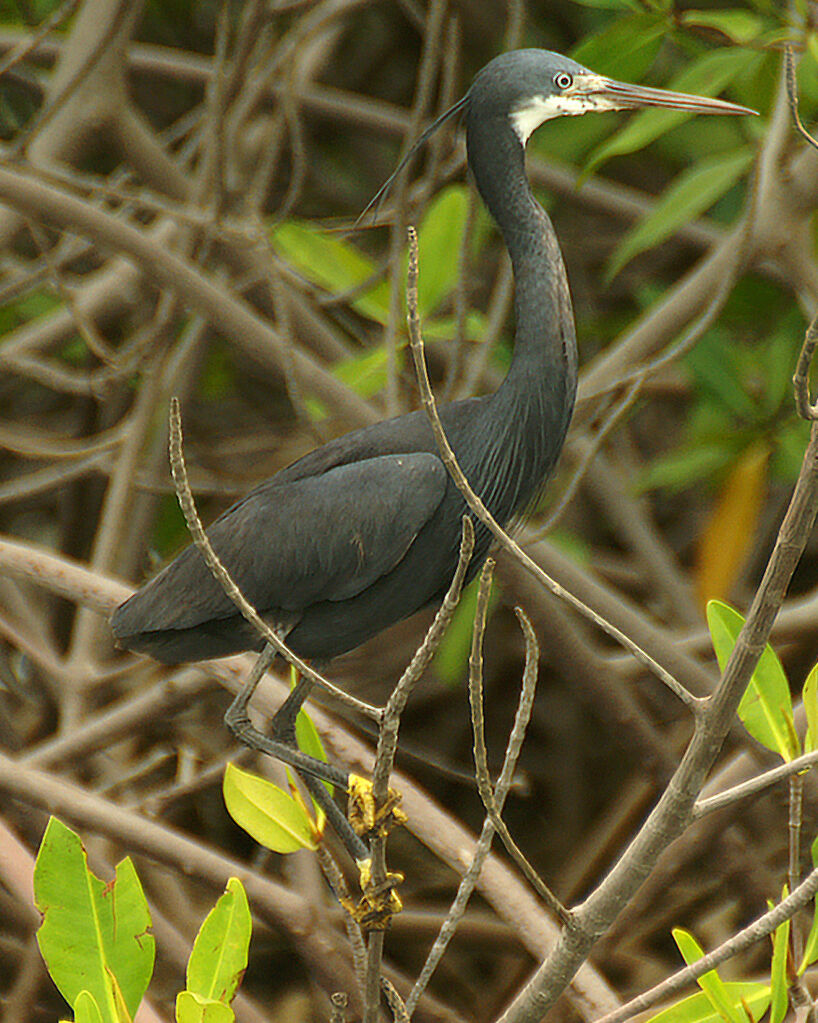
[34,818,154,1023]
[672,929,745,1023]
[586,49,759,172]
[186,878,250,1005]
[686,331,758,420]
[607,148,753,279]
[646,984,770,1023]
[706,600,798,761]
[223,762,316,852]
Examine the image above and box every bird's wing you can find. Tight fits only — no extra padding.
[113,452,447,634]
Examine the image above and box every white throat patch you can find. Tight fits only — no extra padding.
[511,78,622,144]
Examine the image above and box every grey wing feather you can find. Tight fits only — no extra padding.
[112,452,447,636]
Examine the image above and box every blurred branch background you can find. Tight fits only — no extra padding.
[0,0,816,1020]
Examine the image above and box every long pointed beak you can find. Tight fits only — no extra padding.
[584,75,756,117]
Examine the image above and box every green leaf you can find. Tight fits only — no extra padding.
[672,929,745,1023]
[586,49,758,172]
[414,186,470,316]
[74,992,104,1023]
[269,221,388,322]
[804,664,818,753]
[680,10,765,44]
[636,442,735,494]
[571,13,667,81]
[294,698,332,801]
[706,600,798,761]
[186,878,250,1005]
[646,984,770,1023]
[304,344,397,420]
[686,333,758,420]
[34,818,154,1023]
[176,991,234,1023]
[607,149,753,279]
[770,887,791,1023]
[223,762,317,852]
[569,0,641,9]
[432,574,500,685]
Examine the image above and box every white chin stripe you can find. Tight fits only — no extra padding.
[511,92,622,144]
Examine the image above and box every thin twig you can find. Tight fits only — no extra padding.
[362,517,475,1023]
[793,311,818,420]
[785,46,818,154]
[405,563,545,1017]
[468,572,568,922]
[315,844,367,999]
[167,396,382,722]
[694,750,818,817]
[405,226,700,713]
[789,772,805,968]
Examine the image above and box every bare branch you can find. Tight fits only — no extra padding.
[694,750,818,817]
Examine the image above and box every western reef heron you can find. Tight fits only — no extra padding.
[111,48,753,872]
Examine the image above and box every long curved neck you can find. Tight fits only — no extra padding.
[458,112,578,519]
[465,114,577,392]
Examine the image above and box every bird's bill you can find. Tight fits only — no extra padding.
[578,73,756,117]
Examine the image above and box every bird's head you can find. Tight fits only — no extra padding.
[467,48,755,146]
[361,48,754,222]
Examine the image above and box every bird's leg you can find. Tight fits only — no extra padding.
[225,652,403,927]
[268,674,314,742]
[224,645,347,788]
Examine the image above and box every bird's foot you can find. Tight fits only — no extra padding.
[347,773,408,838]
[340,857,404,932]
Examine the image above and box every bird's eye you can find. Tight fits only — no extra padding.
[553,72,573,90]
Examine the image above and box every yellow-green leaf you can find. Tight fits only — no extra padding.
[706,600,798,762]
[707,597,797,761]
[798,837,818,972]
[187,878,250,1005]
[770,887,791,1023]
[176,991,234,1023]
[269,221,388,322]
[223,763,316,853]
[646,984,770,1023]
[672,929,745,1023]
[74,992,104,1023]
[804,664,818,753]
